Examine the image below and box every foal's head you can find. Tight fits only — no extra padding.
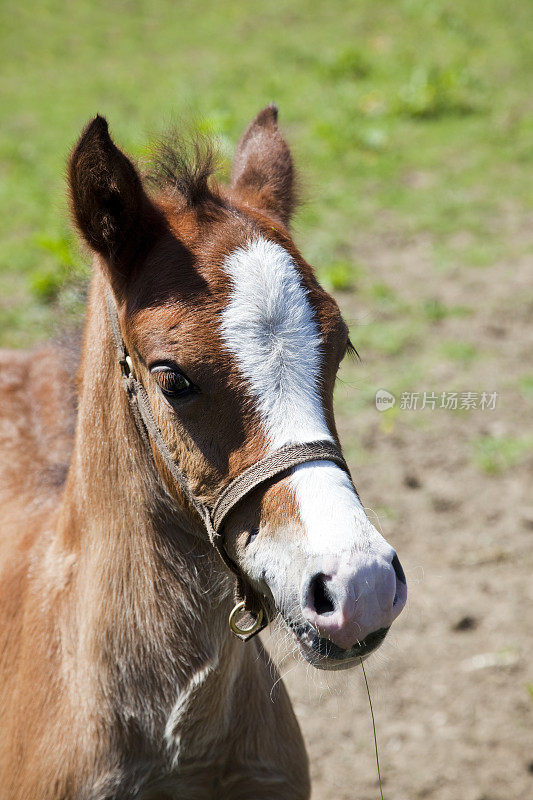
[69,107,406,670]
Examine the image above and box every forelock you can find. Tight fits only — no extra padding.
[147,129,220,207]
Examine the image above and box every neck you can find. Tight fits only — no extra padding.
[55,269,235,731]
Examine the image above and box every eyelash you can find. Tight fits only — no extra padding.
[150,364,196,400]
[345,339,359,361]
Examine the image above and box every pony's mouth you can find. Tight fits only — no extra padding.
[287,621,389,671]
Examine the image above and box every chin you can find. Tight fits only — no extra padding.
[287,621,390,671]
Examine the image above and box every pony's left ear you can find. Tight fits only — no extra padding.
[231,105,296,227]
[69,115,160,294]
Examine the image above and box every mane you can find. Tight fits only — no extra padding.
[147,129,221,206]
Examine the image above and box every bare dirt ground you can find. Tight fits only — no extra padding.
[265,224,533,800]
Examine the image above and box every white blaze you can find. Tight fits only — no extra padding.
[221,238,375,555]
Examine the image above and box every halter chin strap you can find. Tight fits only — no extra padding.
[105,289,352,641]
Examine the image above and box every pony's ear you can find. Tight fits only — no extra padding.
[231,105,296,227]
[69,116,157,290]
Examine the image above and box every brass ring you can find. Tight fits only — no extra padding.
[228,600,264,637]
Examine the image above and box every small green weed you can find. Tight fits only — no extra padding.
[321,260,358,291]
[31,235,79,302]
[356,320,416,357]
[323,46,371,80]
[367,282,398,305]
[440,341,479,364]
[396,64,477,119]
[420,298,472,322]
[420,298,448,322]
[472,434,532,475]
[518,374,533,400]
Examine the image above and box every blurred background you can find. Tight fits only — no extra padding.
[1,1,531,797]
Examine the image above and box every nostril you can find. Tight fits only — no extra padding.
[309,573,335,616]
[392,553,406,585]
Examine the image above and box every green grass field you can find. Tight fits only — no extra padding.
[1,0,531,346]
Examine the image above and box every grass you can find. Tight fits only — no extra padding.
[321,260,360,292]
[419,298,472,323]
[439,341,480,364]
[519,375,533,400]
[471,434,533,475]
[1,0,532,346]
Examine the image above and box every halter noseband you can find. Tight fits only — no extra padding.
[105,289,352,641]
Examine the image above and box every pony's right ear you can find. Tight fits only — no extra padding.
[69,116,155,290]
[231,105,296,228]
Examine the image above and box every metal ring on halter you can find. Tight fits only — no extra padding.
[228,601,264,638]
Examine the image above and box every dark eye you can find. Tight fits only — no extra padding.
[151,365,195,400]
[246,526,259,546]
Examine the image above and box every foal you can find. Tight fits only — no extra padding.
[0,106,406,799]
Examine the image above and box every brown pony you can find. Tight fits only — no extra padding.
[0,106,406,799]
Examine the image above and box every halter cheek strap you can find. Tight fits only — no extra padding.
[105,290,353,641]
